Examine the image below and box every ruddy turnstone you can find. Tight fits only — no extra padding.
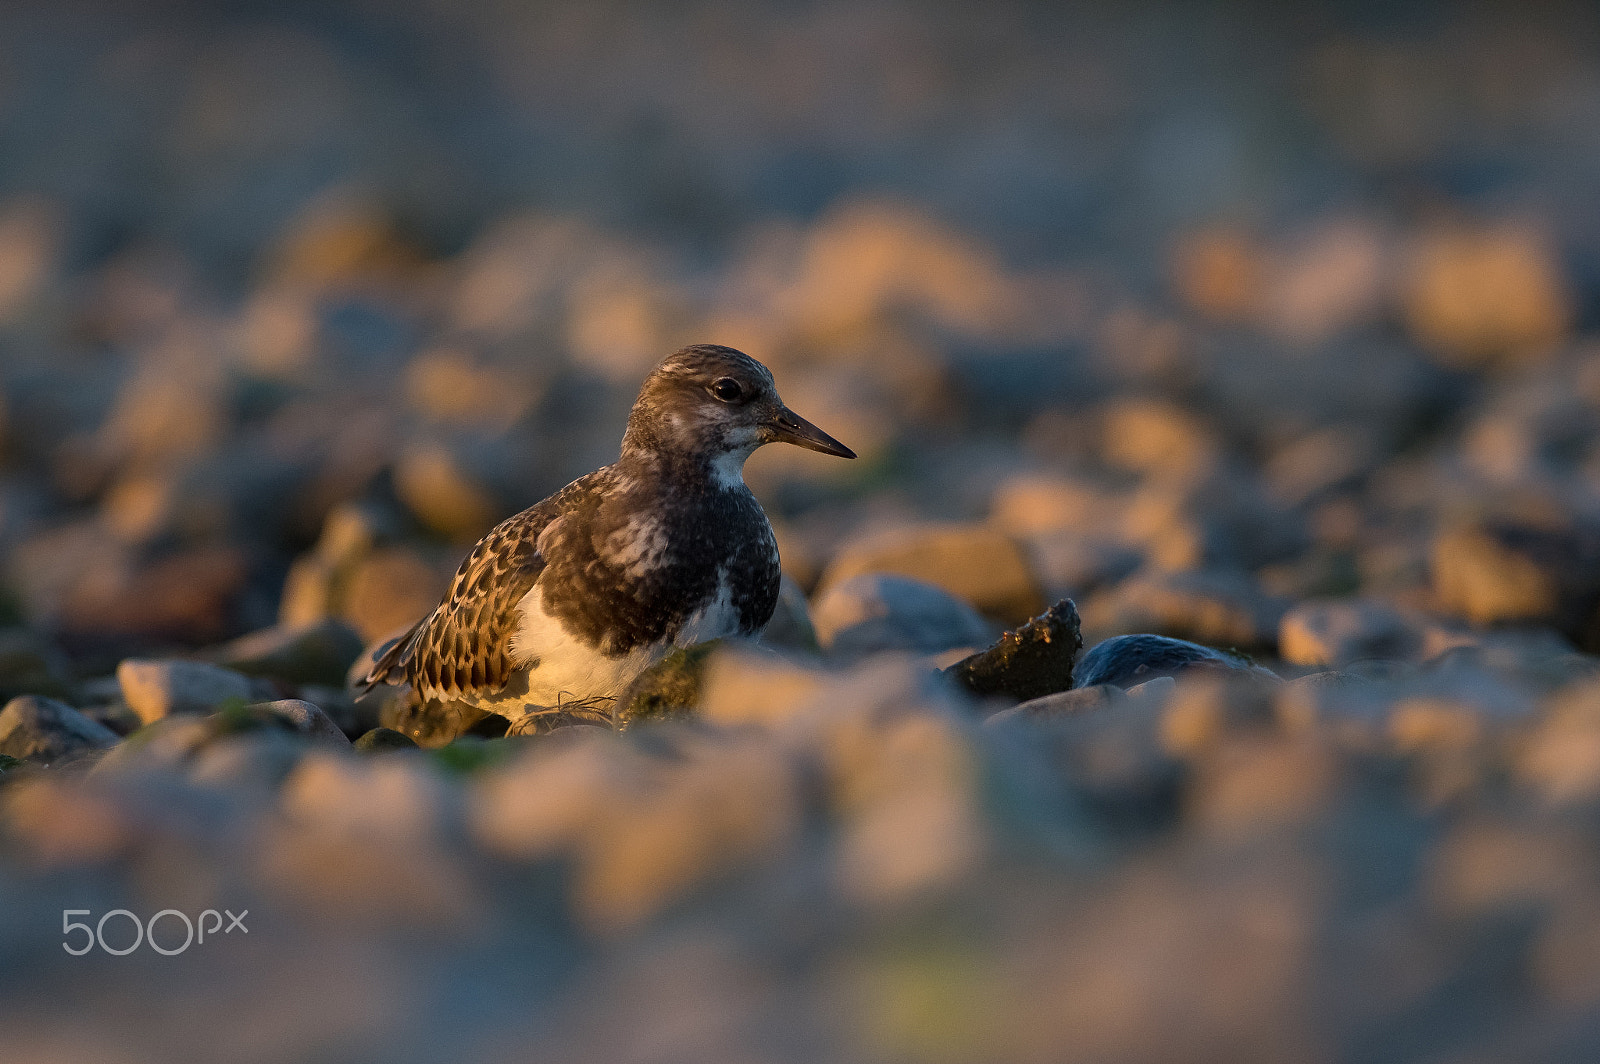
[357,344,855,734]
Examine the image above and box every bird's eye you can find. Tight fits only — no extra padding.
[710,378,745,403]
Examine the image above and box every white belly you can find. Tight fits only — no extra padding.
[506,575,744,709]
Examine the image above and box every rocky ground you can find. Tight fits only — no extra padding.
[6,1,1600,1062]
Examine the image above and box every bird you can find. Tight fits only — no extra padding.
[357,344,856,737]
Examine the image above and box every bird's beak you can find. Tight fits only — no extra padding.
[766,406,857,459]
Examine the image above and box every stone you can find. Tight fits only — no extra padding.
[577,741,802,928]
[277,554,338,629]
[1024,687,1184,832]
[990,473,1122,538]
[1125,676,1177,701]
[1278,598,1424,666]
[944,599,1082,703]
[341,547,449,644]
[1171,225,1263,321]
[298,683,381,739]
[281,750,455,846]
[698,648,830,728]
[1259,216,1387,344]
[188,730,310,791]
[758,573,820,653]
[816,523,1047,622]
[1402,223,1572,368]
[1081,568,1287,651]
[1263,427,1379,507]
[1116,472,1305,573]
[0,627,72,701]
[0,695,118,761]
[354,727,419,752]
[55,543,251,646]
[1190,736,1342,835]
[77,700,142,737]
[1101,396,1220,482]
[1075,634,1262,689]
[986,684,1124,726]
[1432,521,1600,649]
[615,642,717,725]
[1021,532,1142,600]
[470,734,627,861]
[832,745,983,906]
[115,659,254,725]
[393,443,499,542]
[92,715,217,775]
[1158,673,1279,756]
[1516,679,1600,808]
[210,618,367,686]
[813,573,995,655]
[252,699,351,746]
[380,694,489,749]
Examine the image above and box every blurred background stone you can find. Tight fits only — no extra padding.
[2,3,1600,1061]
[0,695,117,762]
[115,658,255,724]
[817,523,1047,623]
[812,572,995,656]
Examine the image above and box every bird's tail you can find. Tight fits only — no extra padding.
[354,616,427,694]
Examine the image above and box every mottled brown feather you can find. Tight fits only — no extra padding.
[359,502,557,701]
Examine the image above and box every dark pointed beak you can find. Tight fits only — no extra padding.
[766,406,857,459]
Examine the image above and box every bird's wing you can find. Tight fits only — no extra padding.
[359,505,557,700]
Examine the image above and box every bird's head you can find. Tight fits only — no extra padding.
[621,344,856,482]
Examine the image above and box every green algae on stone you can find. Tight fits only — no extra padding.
[430,735,526,775]
[616,641,720,726]
[944,599,1082,703]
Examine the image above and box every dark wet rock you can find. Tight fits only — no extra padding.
[210,617,366,686]
[945,599,1082,702]
[354,726,420,752]
[814,573,995,655]
[1075,633,1263,689]
[0,695,118,761]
